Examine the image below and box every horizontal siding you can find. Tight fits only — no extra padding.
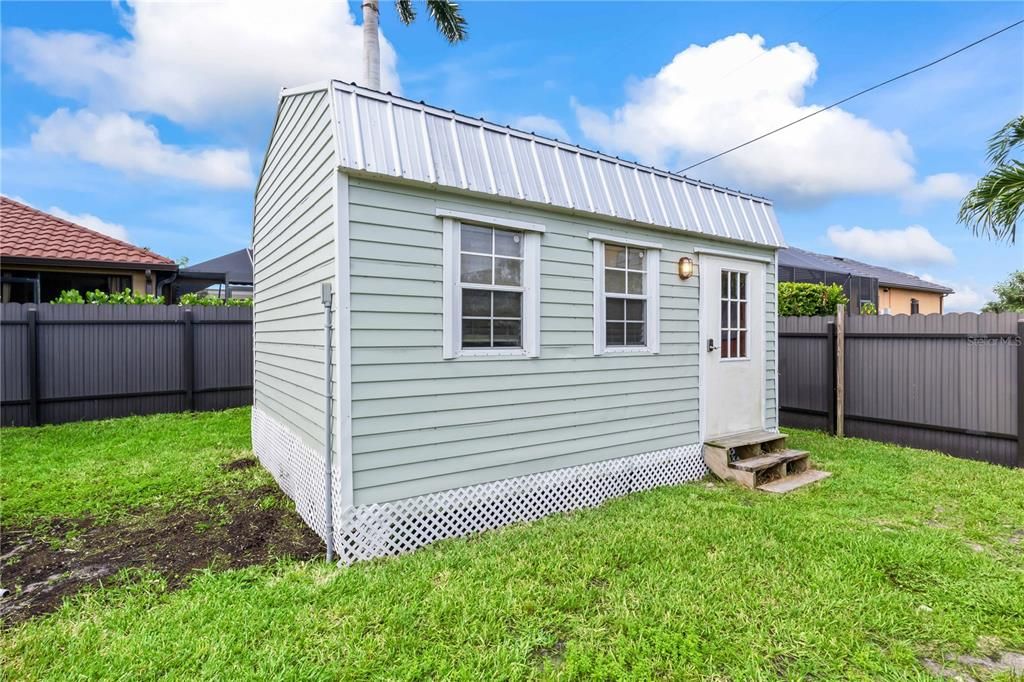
[348,178,775,505]
[253,90,335,454]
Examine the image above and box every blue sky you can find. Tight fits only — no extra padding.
[2,1,1021,310]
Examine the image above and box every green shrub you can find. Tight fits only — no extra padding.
[51,289,164,305]
[859,301,878,315]
[178,292,253,307]
[778,282,848,316]
[51,289,85,304]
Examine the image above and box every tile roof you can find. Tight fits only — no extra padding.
[0,196,175,268]
[779,246,954,294]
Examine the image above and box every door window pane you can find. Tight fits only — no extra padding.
[720,269,749,359]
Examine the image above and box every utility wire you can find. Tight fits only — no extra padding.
[677,18,1024,174]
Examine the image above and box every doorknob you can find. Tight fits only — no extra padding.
[707,338,718,352]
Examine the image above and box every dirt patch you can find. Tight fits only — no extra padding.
[220,456,259,472]
[531,638,567,668]
[0,485,321,626]
[922,651,1024,680]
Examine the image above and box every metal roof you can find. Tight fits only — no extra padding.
[283,81,785,249]
[183,248,253,284]
[779,246,954,294]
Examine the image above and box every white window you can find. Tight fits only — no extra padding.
[441,211,542,358]
[591,234,661,354]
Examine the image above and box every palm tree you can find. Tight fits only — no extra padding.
[362,0,467,91]
[958,115,1024,244]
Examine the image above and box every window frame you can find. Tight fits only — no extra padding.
[442,214,542,359]
[591,234,661,355]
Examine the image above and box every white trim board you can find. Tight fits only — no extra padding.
[436,208,546,233]
[692,247,773,264]
[587,232,664,250]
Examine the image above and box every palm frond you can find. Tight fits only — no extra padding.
[425,0,467,43]
[986,114,1024,166]
[395,0,415,25]
[957,159,1024,243]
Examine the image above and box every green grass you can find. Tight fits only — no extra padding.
[4,411,1024,680]
[1,408,259,527]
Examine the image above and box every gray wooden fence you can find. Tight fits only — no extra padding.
[779,312,1022,468]
[1,303,252,427]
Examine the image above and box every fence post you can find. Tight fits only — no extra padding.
[183,309,195,411]
[27,307,40,426]
[1017,319,1023,468]
[826,321,836,436]
[835,304,846,438]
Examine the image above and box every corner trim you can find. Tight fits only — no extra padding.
[334,171,354,509]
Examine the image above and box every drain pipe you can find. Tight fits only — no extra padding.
[321,282,335,563]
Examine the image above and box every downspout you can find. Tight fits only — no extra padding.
[321,282,335,563]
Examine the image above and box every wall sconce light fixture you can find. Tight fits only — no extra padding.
[678,256,694,280]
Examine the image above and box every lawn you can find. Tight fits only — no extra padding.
[3,409,1024,680]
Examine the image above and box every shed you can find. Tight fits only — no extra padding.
[252,81,787,563]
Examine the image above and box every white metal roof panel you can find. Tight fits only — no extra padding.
[314,81,784,248]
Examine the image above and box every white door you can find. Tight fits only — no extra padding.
[701,254,765,439]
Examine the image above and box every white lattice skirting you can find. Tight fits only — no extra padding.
[253,407,707,564]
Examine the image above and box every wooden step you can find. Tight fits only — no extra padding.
[731,453,785,472]
[705,430,786,450]
[731,449,808,472]
[757,469,832,494]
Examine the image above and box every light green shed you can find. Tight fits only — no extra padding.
[252,80,785,563]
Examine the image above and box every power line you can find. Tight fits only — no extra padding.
[676,18,1024,174]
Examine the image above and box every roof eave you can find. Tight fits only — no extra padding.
[0,256,178,272]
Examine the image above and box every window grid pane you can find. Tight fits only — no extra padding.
[720,270,748,359]
[460,224,525,350]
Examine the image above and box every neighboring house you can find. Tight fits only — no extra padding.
[0,197,177,303]
[252,81,791,563]
[779,246,953,315]
[163,247,254,301]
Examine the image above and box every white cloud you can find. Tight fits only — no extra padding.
[573,33,922,201]
[512,115,570,141]
[918,274,990,313]
[48,206,131,241]
[902,172,973,210]
[5,1,398,125]
[826,224,955,266]
[32,109,253,189]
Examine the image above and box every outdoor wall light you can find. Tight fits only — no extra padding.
[678,256,694,280]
